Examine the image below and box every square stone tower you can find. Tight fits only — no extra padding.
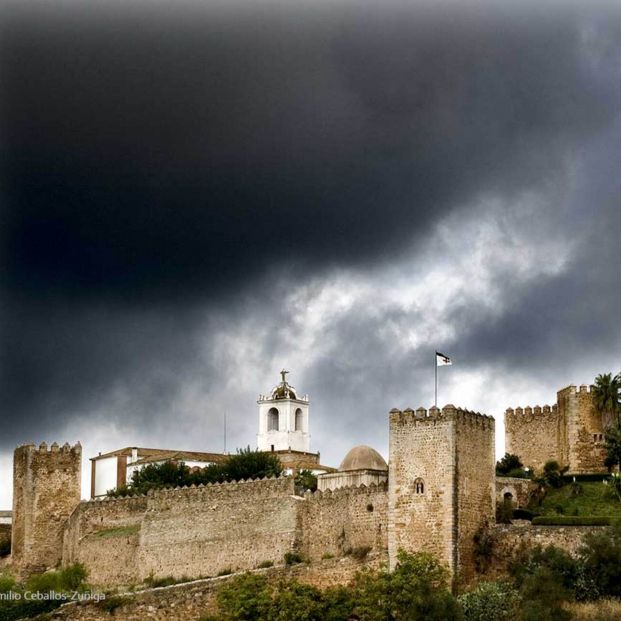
[388,405,495,585]
[12,442,82,572]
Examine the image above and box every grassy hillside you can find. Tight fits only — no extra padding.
[535,481,621,518]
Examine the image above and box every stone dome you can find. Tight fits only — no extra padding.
[339,445,388,472]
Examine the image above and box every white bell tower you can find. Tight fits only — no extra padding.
[257,370,310,452]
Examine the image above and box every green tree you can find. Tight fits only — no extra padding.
[295,469,318,492]
[593,372,621,428]
[603,422,621,472]
[351,550,462,621]
[496,454,524,476]
[108,447,284,496]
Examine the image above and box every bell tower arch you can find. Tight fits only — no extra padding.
[257,370,310,452]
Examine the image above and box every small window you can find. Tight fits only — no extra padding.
[593,434,597,442]
[414,478,424,495]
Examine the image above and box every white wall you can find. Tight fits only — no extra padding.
[94,456,118,497]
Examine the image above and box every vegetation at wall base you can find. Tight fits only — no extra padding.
[530,480,621,519]
[532,516,613,526]
[0,564,89,621]
[495,453,530,479]
[206,550,462,621]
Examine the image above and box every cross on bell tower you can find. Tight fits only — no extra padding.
[257,370,310,453]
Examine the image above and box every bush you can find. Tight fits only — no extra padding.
[458,581,520,621]
[518,567,572,621]
[107,447,284,496]
[496,454,524,476]
[284,552,304,565]
[513,509,534,521]
[294,469,318,492]
[256,560,273,569]
[473,526,494,573]
[532,516,611,526]
[579,522,621,598]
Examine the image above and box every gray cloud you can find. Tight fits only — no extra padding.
[2,1,621,499]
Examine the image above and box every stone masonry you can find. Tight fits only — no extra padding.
[505,384,607,474]
[388,405,495,585]
[11,442,81,573]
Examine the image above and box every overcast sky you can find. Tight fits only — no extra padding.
[2,1,621,508]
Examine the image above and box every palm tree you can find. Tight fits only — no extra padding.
[593,372,621,428]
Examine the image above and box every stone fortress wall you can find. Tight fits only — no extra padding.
[61,476,390,586]
[11,442,81,573]
[387,405,495,585]
[505,385,607,474]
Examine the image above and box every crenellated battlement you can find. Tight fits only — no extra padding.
[558,384,592,395]
[505,404,558,417]
[303,480,388,501]
[389,405,494,430]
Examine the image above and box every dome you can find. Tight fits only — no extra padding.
[339,445,388,472]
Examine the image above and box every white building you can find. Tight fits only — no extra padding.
[90,448,226,498]
[257,370,310,453]
[90,369,333,498]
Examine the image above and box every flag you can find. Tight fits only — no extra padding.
[436,352,452,366]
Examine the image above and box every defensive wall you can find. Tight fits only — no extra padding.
[11,442,81,573]
[61,476,390,586]
[505,385,607,475]
[63,477,299,586]
[297,482,388,562]
[486,523,608,579]
[388,405,495,585]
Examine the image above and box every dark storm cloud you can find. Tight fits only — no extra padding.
[2,1,618,299]
[2,0,621,448]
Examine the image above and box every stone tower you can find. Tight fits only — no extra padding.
[12,442,82,572]
[388,405,495,585]
[257,370,310,452]
[505,384,607,475]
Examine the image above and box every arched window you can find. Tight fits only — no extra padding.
[414,478,424,495]
[503,492,514,502]
[295,408,303,431]
[268,408,279,431]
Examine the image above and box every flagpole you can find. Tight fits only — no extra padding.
[434,351,437,407]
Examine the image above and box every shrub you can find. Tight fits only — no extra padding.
[97,595,131,613]
[473,526,494,573]
[496,500,513,524]
[217,568,233,577]
[458,581,520,621]
[107,447,284,496]
[496,454,524,476]
[579,522,621,597]
[348,545,371,561]
[321,552,335,560]
[351,550,462,621]
[215,573,271,620]
[532,516,611,526]
[518,567,572,621]
[284,551,304,565]
[294,469,318,492]
[256,560,273,569]
[513,509,534,521]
